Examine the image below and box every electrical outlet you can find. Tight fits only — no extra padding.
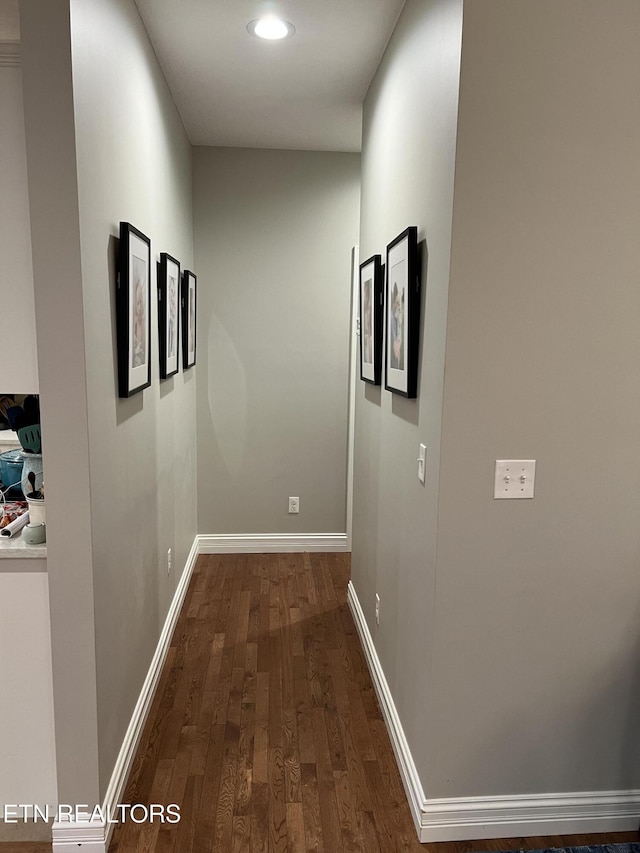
[288,496,300,514]
[167,548,172,575]
[375,593,380,626]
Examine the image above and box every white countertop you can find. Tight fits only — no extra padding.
[0,529,46,559]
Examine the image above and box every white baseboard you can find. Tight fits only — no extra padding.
[52,536,200,853]
[198,533,348,553]
[421,790,640,842]
[51,819,105,853]
[346,580,640,843]
[347,580,427,837]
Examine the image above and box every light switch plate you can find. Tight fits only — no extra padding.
[494,460,536,499]
[418,443,426,484]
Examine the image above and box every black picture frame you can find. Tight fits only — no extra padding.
[359,254,383,385]
[158,252,181,379]
[117,222,152,397]
[385,226,420,398]
[182,270,197,370]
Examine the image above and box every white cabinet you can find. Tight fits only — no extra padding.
[0,564,57,809]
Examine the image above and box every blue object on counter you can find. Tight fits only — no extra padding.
[0,449,24,496]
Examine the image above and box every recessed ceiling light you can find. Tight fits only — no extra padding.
[247,16,295,41]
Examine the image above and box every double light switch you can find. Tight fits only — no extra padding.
[494,460,536,499]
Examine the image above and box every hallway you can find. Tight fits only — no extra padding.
[109,551,423,852]
[9,2,640,845]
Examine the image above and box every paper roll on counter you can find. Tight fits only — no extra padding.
[0,511,30,537]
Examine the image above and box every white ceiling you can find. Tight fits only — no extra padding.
[133,0,405,152]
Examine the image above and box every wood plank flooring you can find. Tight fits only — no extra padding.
[1,552,638,853]
[114,550,411,853]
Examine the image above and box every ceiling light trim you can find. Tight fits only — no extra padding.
[246,17,295,41]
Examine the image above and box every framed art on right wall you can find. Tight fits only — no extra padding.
[385,226,420,398]
[182,270,197,370]
[359,253,383,385]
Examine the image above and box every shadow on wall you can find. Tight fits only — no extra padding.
[365,383,382,407]
[205,311,248,479]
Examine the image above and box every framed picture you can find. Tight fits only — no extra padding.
[158,253,181,379]
[385,226,420,398]
[359,254,383,385]
[117,222,152,397]
[182,270,197,369]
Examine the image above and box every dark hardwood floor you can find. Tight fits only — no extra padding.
[2,552,638,853]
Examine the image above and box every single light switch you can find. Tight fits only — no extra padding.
[417,443,426,484]
[494,460,536,499]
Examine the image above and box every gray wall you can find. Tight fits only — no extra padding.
[72,0,196,797]
[22,0,196,800]
[351,0,463,788]
[0,58,38,391]
[194,147,360,535]
[354,0,640,805]
[431,0,640,797]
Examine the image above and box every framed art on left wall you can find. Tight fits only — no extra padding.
[117,221,152,397]
[158,252,181,379]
